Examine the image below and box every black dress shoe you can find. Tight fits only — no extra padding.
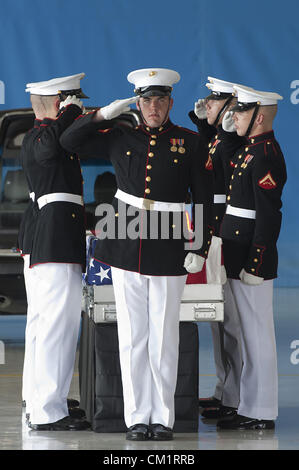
[198,396,221,408]
[217,414,275,430]
[28,416,91,431]
[126,423,151,441]
[68,408,86,419]
[151,424,173,441]
[26,407,86,422]
[201,405,237,419]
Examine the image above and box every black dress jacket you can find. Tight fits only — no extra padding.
[60,112,214,276]
[21,104,86,267]
[220,130,287,280]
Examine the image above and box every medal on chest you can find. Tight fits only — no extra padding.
[241,153,254,169]
[209,138,221,155]
[170,138,185,154]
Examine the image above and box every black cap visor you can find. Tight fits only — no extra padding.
[135,85,172,98]
[205,91,233,101]
[58,88,89,99]
[231,101,258,112]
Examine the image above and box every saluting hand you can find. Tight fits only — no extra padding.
[194,98,207,119]
[222,111,236,132]
[59,95,84,111]
[99,96,138,120]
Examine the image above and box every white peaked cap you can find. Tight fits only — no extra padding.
[25,73,86,95]
[206,76,236,95]
[127,68,180,89]
[233,84,283,106]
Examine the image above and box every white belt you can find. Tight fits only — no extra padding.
[214,194,226,204]
[226,204,256,219]
[29,192,35,202]
[115,189,185,212]
[37,192,84,210]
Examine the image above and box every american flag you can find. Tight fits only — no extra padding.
[83,236,113,286]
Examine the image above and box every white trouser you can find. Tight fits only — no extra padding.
[228,278,278,420]
[22,255,36,408]
[111,267,187,428]
[27,263,83,425]
[210,281,242,408]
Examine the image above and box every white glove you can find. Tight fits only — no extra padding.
[59,95,83,111]
[100,96,138,120]
[184,252,205,273]
[239,268,264,286]
[222,111,236,132]
[194,98,207,119]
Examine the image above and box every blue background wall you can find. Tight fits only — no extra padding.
[0,0,298,286]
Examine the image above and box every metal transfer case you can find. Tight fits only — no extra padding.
[82,235,225,324]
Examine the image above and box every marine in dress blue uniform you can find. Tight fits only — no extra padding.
[21,74,90,431]
[189,77,244,418]
[218,85,287,430]
[60,68,214,440]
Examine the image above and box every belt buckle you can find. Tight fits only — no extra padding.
[142,198,155,210]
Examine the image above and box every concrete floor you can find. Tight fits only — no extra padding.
[0,287,299,452]
[0,353,298,451]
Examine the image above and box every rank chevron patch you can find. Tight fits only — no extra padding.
[258,171,277,189]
